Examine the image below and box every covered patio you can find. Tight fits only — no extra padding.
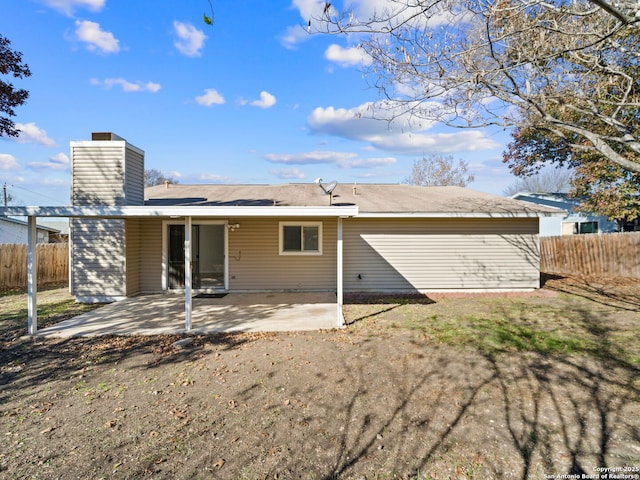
[33,292,340,337]
[0,203,357,336]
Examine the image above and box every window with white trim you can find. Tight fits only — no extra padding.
[279,222,322,255]
[573,221,598,234]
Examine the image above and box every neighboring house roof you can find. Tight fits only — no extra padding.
[510,192,581,211]
[0,216,61,233]
[145,183,562,217]
[37,220,69,235]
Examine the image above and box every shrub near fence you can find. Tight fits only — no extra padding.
[540,232,640,278]
[0,243,69,289]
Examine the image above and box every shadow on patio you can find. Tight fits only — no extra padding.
[34,292,339,337]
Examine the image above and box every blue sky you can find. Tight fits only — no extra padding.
[1,0,517,206]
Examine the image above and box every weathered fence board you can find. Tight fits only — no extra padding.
[0,243,68,289]
[540,233,640,278]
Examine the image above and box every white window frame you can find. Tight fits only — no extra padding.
[279,221,323,256]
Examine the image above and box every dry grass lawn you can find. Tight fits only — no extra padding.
[1,275,639,479]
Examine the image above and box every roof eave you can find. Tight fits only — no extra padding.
[0,205,359,218]
[357,211,563,218]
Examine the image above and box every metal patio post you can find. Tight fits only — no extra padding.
[184,216,192,332]
[337,217,344,327]
[27,215,38,334]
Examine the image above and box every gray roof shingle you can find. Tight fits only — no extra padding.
[144,183,561,216]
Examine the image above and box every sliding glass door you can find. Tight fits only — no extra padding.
[168,224,225,289]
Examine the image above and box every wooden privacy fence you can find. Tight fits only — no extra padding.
[540,232,640,278]
[0,243,69,289]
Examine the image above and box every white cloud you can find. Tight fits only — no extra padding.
[173,21,206,57]
[41,0,104,15]
[265,151,357,165]
[346,157,397,168]
[27,152,70,171]
[279,25,311,49]
[280,0,336,48]
[195,89,225,106]
[91,78,161,93]
[285,0,460,48]
[75,20,120,54]
[270,167,306,179]
[14,123,56,146]
[292,0,326,24]
[250,91,277,109]
[325,44,372,67]
[0,154,20,171]
[310,0,456,29]
[368,130,500,154]
[265,150,396,169]
[194,173,230,183]
[307,102,499,155]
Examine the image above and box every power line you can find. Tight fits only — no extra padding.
[7,183,68,205]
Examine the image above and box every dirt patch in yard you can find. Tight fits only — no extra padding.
[1,275,639,479]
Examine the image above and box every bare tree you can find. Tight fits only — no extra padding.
[404,154,474,187]
[503,168,573,196]
[144,169,180,188]
[317,0,640,173]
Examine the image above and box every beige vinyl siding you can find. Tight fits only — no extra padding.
[71,143,125,205]
[343,218,540,291]
[71,218,126,298]
[139,218,163,292]
[124,146,145,205]
[125,219,141,296]
[229,217,337,291]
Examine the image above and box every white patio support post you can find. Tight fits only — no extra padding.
[184,216,192,332]
[27,215,38,335]
[337,217,344,327]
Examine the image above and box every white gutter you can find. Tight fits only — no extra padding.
[356,211,565,218]
[0,205,359,218]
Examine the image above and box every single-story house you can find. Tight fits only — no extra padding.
[0,216,61,244]
[0,133,561,334]
[511,192,618,236]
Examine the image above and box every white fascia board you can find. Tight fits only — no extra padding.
[356,211,565,218]
[0,205,358,218]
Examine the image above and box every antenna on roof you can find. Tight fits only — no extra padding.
[314,178,338,205]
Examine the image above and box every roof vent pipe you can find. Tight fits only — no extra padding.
[164,180,170,189]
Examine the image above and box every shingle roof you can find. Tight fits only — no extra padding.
[0,216,61,232]
[145,183,561,216]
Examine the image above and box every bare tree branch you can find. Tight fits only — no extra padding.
[316,0,640,173]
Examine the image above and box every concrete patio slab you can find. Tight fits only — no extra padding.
[35,292,340,337]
